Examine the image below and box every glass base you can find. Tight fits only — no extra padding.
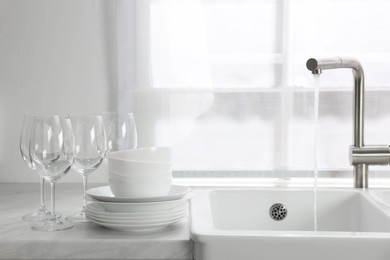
[23,210,63,222]
[22,206,51,222]
[32,218,73,231]
[66,211,89,223]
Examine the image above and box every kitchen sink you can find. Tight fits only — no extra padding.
[190,188,390,260]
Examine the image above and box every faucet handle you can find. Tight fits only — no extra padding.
[350,145,390,166]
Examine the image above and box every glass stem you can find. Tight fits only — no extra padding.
[50,182,56,220]
[40,177,45,208]
[82,175,88,213]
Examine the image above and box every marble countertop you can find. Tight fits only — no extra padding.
[0,183,193,260]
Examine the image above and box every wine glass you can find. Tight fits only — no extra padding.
[20,115,51,221]
[29,116,75,231]
[102,112,137,154]
[66,115,106,222]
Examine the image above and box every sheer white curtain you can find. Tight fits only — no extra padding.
[113,0,390,176]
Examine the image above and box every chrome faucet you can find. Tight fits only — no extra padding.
[306,57,390,189]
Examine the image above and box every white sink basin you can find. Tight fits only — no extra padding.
[369,189,390,207]
[191,188,390,260]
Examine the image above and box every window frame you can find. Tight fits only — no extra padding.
[116,0,390,183]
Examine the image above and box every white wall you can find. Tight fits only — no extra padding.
[0,0,114,183]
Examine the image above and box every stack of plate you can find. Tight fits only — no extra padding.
[85,185,191,232]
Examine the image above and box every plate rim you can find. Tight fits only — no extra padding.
[86,204,186,218]
[86,185,191,203]
[86,212,186,225]
[89,192,193,206]
[86,202,187,216]
[88,216,182,228]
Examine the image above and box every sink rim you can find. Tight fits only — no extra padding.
[190,187,390,240]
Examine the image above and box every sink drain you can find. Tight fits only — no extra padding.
[269,203,287,221]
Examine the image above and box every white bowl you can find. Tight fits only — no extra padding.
[109,176,172,198]
[109,170,172,180]
[109,175,172,183]
[109,147,172,162]
[108,149,172,176]
[109,163,171,176]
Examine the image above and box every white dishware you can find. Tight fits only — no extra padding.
[109,169,173,179]
[109,175,172,198]
[108,174,172,183]
[88,218,183,232]
[86,185,191,203]
[85,203,187,218]
[85,200,188,232]
[109,147,172,162]
[109,170,172,181]
[108,148,172,176]
[86,210,186,224]
[86,215,186,227]
[90,193,192,213]
[85,204,187,222]
[86,210,186,225]
[109,158,171,177]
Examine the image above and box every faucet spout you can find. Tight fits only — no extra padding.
[306,57,369,188]
[306,57,365,147]
[306,57,364,82]
[306,57,342,72]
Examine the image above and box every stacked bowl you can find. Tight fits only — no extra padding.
[85,147,191,232]
[109,147,173,198]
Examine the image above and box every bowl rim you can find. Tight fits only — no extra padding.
[109,176,172,182]
[108,147,172,164]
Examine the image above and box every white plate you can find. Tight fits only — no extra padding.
[87,185,191,203]
[88,217,183,232]
[85,203,188,221]
[86,202,187,217]
[91,193,192,213]
[86,212,186,225]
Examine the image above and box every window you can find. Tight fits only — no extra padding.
[116,0,390,179]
